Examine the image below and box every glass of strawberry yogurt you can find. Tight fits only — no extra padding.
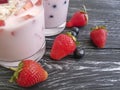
[0,0,45,67]
[43,0,70,36]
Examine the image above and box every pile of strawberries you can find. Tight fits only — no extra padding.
[50,5,108,60]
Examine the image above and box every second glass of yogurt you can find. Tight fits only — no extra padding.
[0,0,45,67]
[43,0,70,36]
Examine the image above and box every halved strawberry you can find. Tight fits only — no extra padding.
[50,33,77,60]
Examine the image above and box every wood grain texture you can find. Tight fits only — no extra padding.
[0,0,120,90]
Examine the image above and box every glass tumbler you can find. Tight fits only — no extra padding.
[0,0,45,67]
[43,0,70,36]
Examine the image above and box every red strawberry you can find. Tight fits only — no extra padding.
[0,0,8,4]
[35,0,42,6]
[0,20,5,26]
[50,33,77,60]
[66,6,88,28]
[90,26,108,48]
[21,14,34,20]
[23,0,33,10]
[10,60,48,87]
[15,0,33,15]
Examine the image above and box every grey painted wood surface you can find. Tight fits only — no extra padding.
[0,0,120,90]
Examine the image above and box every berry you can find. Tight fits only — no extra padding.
[73,47,85,59]
[10,60,48,87]
[72,27,80,35]
[71,31,77,37]
[49,15,54,18]
[66,6,88,28]
[35,0,42,6]
[52,5,57,8]
[64,1,67,4]
[50,34,76,60]
[90,26,108,48]
[23,0,33,10]
[0,20,5,26]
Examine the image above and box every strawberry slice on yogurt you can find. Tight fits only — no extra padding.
[21,14,34,20]
[35,0,42,6]
[0,0,8,4]
[15,0,33,15]
[0,20,5,26]
[23,0,33,10]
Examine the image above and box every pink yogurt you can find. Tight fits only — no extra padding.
[0,0,45,67]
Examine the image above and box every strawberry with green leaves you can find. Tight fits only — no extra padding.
[90,26,108,48]
[50,33,77,60]
[66,5,88,28]
[10,60,48,87]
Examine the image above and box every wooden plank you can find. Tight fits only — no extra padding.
[0,49,119,90]
[35,49,120,90]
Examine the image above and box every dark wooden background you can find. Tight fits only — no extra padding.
[0,0,120,90]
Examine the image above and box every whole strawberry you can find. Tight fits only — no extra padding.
[50,33,77,60]
[10,60,48,87]
[90,26,108,48]
[66,6,88,28]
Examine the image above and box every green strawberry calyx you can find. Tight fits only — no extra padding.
[80,5,88,25]
[66,32,80,46]
[91,25,107,31]
[9,61,23,83]
[80,5,87,14]
[81,5,87,14]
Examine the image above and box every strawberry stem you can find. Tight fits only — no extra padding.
[9,67,17,71]
[91,25,107,31]
[66,32,80,46]
[9,61,23,83]
[66,32,77,42]
[83,5,87,13]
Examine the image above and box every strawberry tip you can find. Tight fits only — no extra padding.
[66,21,73,28]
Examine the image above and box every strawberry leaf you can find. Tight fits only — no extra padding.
[9,61,23,83]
